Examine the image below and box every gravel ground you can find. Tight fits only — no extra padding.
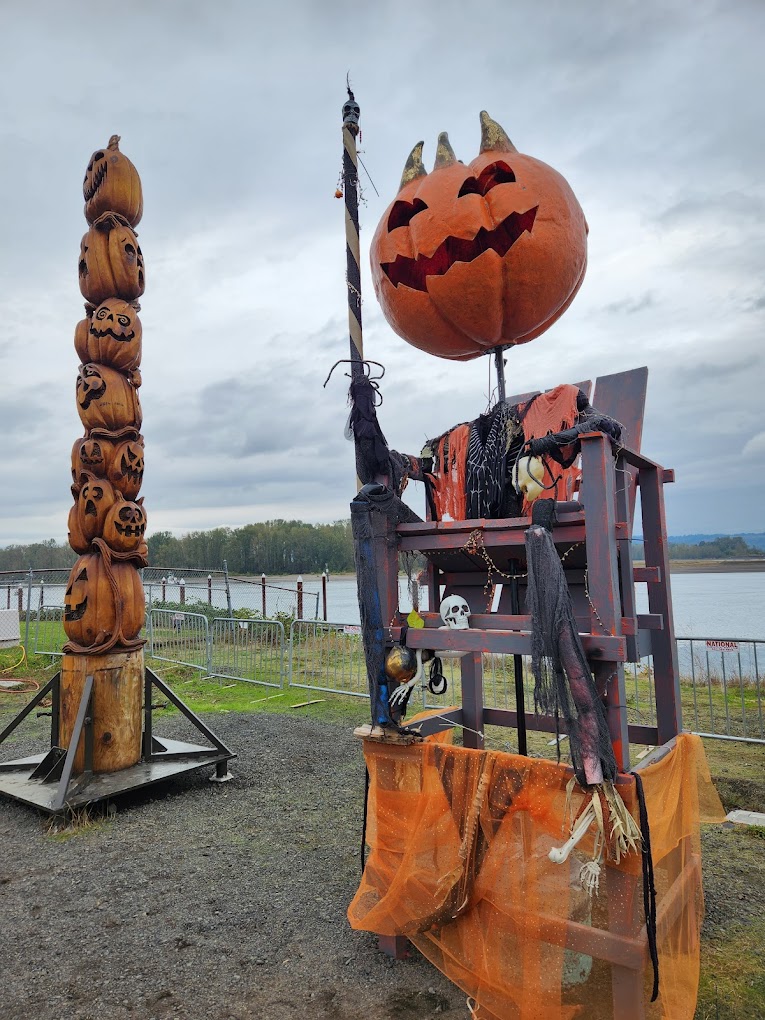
[1,706,761,1020]
[0,710,466,1020]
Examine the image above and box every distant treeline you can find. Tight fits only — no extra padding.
[1,525,762,574]
[632,535,763,561]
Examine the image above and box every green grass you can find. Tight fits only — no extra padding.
[2,643,765,1019]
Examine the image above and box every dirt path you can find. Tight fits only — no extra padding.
[0,711,466,1020]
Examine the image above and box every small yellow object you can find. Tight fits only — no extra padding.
[407,609,425,629]
[335,189,343,198]
[512,455,546,503]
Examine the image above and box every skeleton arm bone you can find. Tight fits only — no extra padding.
[389,648,423,707]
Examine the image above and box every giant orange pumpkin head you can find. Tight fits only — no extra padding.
[83,135,143,227]
[370,111,588,361]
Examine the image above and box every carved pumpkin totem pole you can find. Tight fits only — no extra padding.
[62,135,147,773]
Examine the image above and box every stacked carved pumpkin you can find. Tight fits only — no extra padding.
[64,135,147,656]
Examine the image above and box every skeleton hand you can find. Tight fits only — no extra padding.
[389,649,423,708]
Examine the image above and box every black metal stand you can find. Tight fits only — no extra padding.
[0,667,235,813]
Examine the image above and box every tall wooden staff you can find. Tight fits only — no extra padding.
[62,136,149,773]
[342,86,364,381]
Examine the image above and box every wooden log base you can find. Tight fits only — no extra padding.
[61,649,143,774]
[353,723,421,745]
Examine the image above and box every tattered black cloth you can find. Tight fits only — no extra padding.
[347,376,410,495]
[351,483,422,729]
[525,499,617,787]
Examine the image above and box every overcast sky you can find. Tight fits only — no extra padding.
[0,0,763,547]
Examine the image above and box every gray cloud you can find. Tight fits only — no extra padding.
[1,0,763,545]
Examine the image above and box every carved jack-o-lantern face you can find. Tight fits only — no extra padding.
[67,476,117,552]
[63,552,145,648]
[370,111,588,361]
[71,437,115,492]
[74,299,142,373]
[78,212,145,305]
[103,494,147,554]
[76,363,142,437]
[108,438,144,499]
[83,135,143,227]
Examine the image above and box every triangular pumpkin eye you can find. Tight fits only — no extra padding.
[387,198,428,231]
[458,161,516,198]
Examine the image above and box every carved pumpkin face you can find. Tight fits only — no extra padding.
[83,135,143,227]
[370,112,588,361]
[67,476,117,553]
[74,299,142,373]
[108,438,144,499]
[63,553,145,648]
[78,212,145,305]
[71,437,115,491]
[76,363,142,437]
[103,494,147,554]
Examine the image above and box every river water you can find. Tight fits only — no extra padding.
[21,570,765,641]
[319,571,765,641]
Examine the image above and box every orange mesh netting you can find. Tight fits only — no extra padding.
[520,384,581,512]
[348,733,724,1020]
[430,424,470,521]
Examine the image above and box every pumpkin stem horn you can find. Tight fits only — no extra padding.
[479,111,517,154]
[107,134,121,150]
[399,141,426,191]
[434,132,457,170]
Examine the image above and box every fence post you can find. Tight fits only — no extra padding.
[180,578,186,605]
[223,560,233,618]
[161,576,167,602]
[206,617,213,676]
[7,585,10,609]
[261,573,267,617]
[39,578,45,609]
[147,607,154,657]
[297,576,303,620]
[24,568,33,653]
[321,572,328,622]
[208,574,212,605]
[17,586,23,614]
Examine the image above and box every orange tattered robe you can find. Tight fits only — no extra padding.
[519,384,581,514]
[429,423,470,522]
[349,732,724,1020]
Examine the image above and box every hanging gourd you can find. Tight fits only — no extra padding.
[370,111,588,361]
[78,212,145,305]
[74,298,142,373]
[84,135,143,227]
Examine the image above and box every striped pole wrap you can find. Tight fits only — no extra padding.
[342,90,363,380]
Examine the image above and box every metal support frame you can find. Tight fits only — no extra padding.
[0,666,235,814]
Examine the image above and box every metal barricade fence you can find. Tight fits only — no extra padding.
[208,618,285,688]
[147,609,211,672]
[288,621,368,697]
[34,606,66,657]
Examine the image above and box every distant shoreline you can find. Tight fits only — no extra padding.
[238,559,765,583]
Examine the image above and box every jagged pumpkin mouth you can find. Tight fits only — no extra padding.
[65,595,88,622]
[381,206,538,292]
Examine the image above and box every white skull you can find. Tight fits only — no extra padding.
[440,595,471,630]
[512,455,546,503]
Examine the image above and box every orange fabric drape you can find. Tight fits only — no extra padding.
[520,384,581,512]
[349,734,724,1020]
[430,423,469,522]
